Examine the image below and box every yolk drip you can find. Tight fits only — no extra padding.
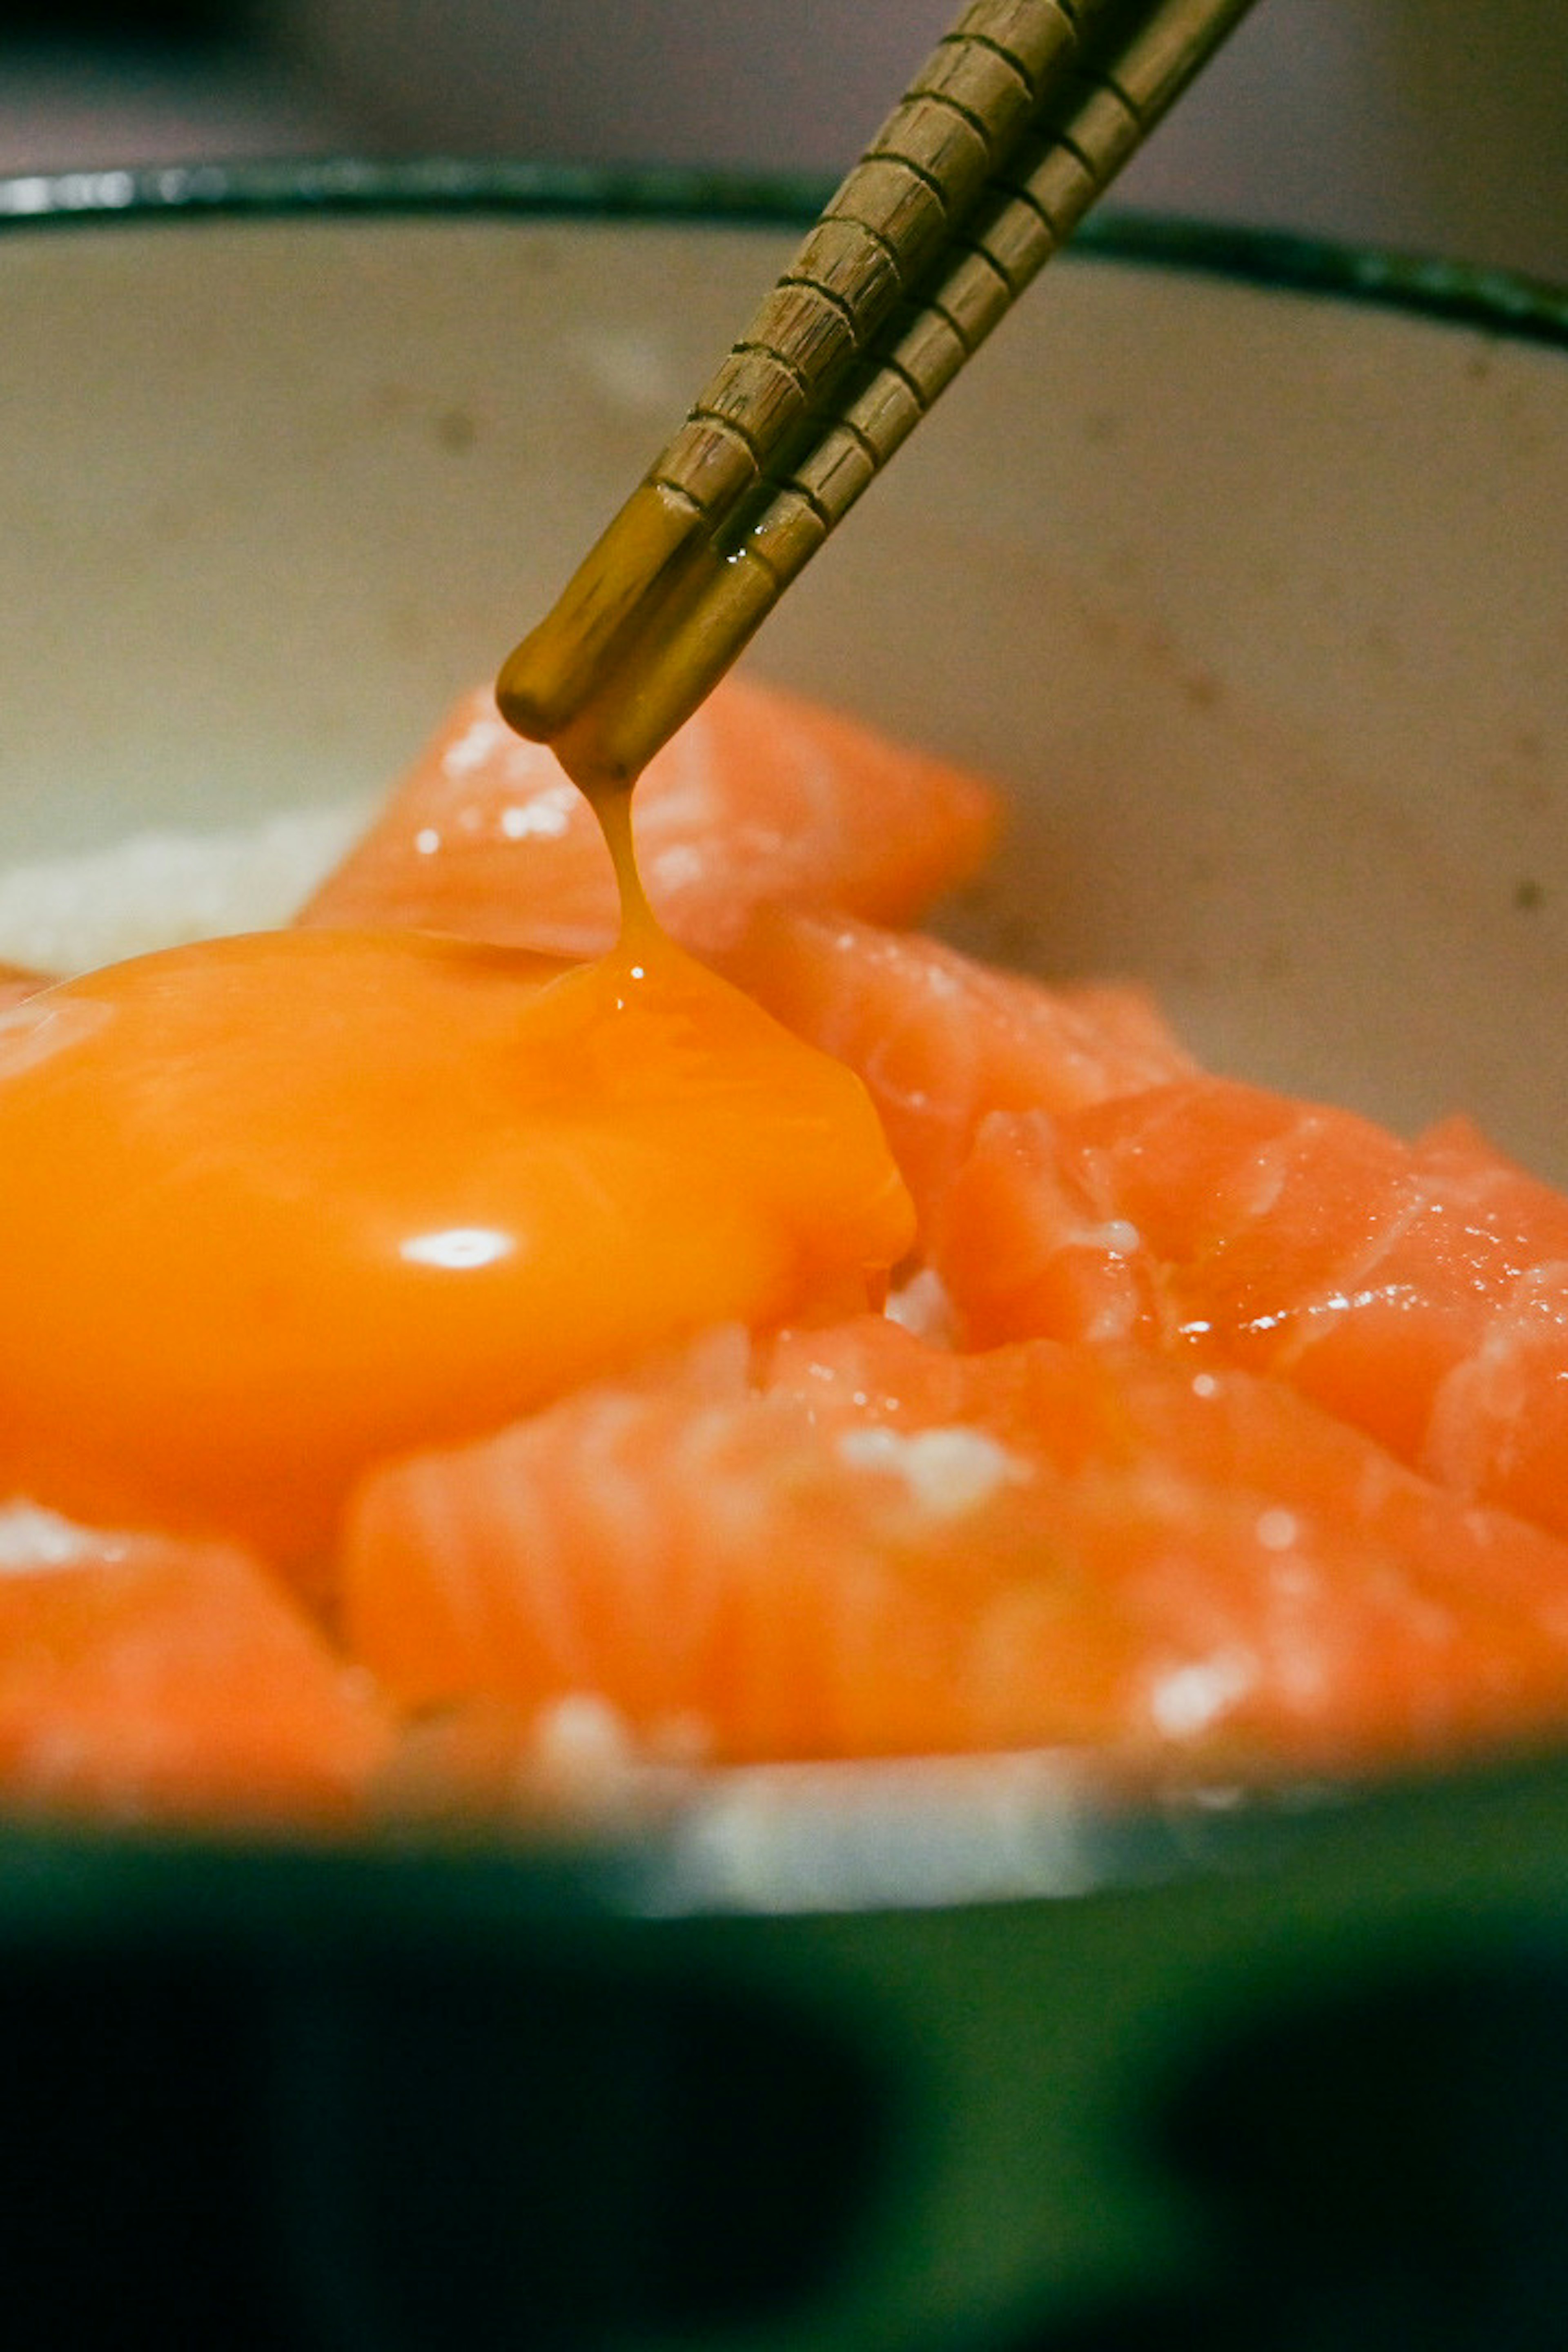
[0,826,913,1573]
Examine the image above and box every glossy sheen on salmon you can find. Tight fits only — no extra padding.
[717,905,1193,1234]
[298,673,1000,958]
[937,1080,1568,1542]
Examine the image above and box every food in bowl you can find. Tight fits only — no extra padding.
[0,663,1566,1828]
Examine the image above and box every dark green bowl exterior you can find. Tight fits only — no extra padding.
[13,1757,1568,2350]
[4,162,1568,2352]
[6,151,1568,336]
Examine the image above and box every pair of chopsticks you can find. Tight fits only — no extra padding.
[499,0,1258,784]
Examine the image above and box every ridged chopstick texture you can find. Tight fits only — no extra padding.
[499,0,1258,776]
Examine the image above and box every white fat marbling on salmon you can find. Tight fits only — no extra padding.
[1148,1648,1258,1739]
[499,797,572,841]
[1423,1261,1568,1488]
[0,1502,127,1573]
[835,1425,1030,1518]
[440,708,513,780]
[532,1693,634,1776]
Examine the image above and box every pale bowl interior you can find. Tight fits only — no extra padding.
[1,210,1565,1180]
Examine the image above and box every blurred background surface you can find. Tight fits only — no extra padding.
[0,0,1565,283]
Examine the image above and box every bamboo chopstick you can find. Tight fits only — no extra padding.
[499,0,1259,784]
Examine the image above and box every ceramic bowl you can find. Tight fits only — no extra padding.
[2,163,1567,2352]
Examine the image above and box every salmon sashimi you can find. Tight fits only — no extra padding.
[716,905,1194,1234]
[11,655,1568,1813]
[297,673,1000,957]
[934,1107,1156,1350]
[341,1319,1568,1775]
[1414,1116,1568,1541]
[936,1079,1568,1543]
[0,1507,391,1822]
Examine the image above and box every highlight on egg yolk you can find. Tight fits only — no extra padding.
[0,913,913,1572]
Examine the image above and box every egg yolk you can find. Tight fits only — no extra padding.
[0,917,913,1572]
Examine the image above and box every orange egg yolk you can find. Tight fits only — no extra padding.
[0,919,913,1572]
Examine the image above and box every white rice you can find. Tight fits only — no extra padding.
[835,1424,1031,1518]
[0,795,375,976]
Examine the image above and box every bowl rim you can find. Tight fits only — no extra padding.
[4,156,1568,1925]
[2,153,1567,352]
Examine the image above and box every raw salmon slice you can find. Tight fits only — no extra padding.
[761,1321,1568,1767]
[1415,1116,1568,1538]
[0,1507,390,1824]
[340,1321,1568,1775]
[933,1107,1158,1351]
[937,1079,1568,1541]
[716,905,1193,1234]
[298,673,1000,957]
